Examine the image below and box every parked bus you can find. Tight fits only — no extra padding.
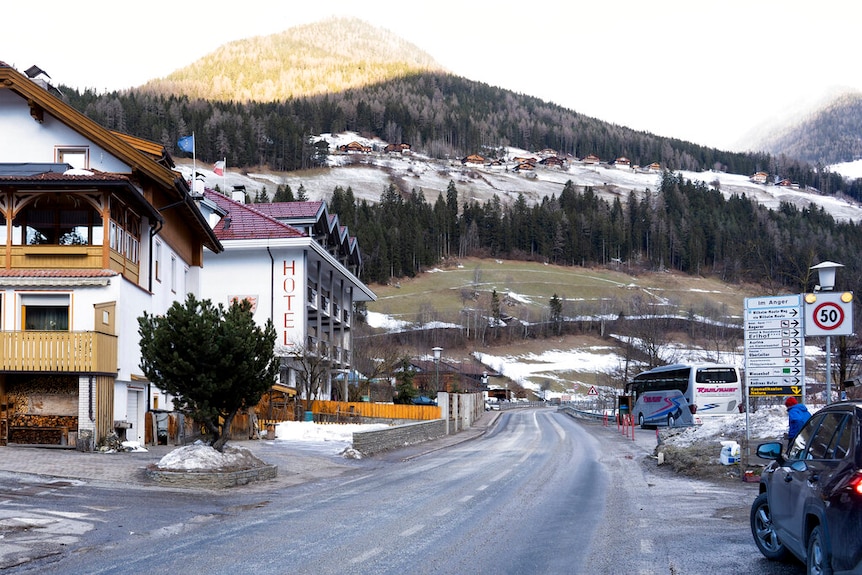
[625,363,742,428]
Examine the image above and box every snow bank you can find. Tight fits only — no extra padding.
[156,444,267,471]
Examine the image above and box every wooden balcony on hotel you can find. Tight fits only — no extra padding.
[0,331,118,374]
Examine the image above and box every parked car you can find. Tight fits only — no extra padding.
[750,400,862,575]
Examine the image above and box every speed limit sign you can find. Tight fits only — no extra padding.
[804,292,854,336]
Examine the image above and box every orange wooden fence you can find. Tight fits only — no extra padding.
[311,400,441,421]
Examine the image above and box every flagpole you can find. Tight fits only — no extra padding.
[223,156,226,194]
[192,131,197,195]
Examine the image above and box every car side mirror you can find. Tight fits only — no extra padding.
[756,441,785,465]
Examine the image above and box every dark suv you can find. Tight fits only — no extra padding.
[750,400,862,574]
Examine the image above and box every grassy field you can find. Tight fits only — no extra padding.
[367,257,763,327]
[363,258,766,396]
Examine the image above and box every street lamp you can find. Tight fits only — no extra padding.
[810,261,844,405]
[432,347,443,392]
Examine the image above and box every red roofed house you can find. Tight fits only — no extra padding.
[199,192,375,403]
[0,62,222,448]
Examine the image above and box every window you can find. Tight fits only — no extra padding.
[806,413,847,460]
[12,194,103,246]
[154,240,162,281]
[108,197,140,263]
[56,147,89,170]
[170,255,177,293]
[789,413,824,460]
[20,294,71,331]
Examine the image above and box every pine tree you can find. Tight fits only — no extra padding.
[274,184,295,202]
[137,295,278,452]
[296,183,308,201]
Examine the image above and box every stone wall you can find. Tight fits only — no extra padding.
[352,419,447,456]
[145,465,277,488]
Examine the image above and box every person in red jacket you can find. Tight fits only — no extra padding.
[785,396,811,442]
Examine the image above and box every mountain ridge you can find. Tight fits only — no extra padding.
[140,17,444,102]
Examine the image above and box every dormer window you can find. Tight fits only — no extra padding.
[55,146,89,169]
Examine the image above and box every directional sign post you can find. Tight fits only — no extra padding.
[744,295,805,399]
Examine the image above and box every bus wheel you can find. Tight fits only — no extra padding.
[638,413,645,428]
[667,414,675,427]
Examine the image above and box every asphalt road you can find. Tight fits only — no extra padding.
[2,409,804,574]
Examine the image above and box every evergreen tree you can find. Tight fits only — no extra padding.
[273,184,295,202]
[296,183,309,201]
[550,293,563,335]
[137,295,278,452]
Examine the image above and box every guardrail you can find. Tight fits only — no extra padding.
[558,405,637,441]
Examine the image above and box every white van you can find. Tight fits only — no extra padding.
[633,389,695,428]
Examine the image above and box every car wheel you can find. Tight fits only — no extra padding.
[806,525,832,575]
[750,492,790,561]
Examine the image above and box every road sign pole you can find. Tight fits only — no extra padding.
[825,335,831,405]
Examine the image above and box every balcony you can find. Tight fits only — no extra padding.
[0,331,118,374]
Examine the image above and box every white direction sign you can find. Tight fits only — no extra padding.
[744,295,805,397]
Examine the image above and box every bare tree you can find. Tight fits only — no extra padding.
[351,332,406,401]
[285,341,331,413]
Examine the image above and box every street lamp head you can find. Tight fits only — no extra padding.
[811,261,843,291]
[432,346,443,361]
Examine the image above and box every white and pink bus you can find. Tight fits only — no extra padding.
[626,363,743,427]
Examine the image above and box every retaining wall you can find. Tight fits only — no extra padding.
[352,419,447,456]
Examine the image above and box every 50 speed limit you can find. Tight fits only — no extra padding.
[804,292,854,336]
[813,302,844,331]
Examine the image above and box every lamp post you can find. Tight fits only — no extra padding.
[432,347,443,392]
[810,261,843,405]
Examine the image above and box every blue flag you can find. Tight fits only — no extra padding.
[177,135,194,153]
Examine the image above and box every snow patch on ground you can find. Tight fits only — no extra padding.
[156,444,268,471]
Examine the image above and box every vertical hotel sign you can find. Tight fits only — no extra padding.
[744,295,805,397]
[279,258,301,348]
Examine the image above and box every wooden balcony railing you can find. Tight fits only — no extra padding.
[0,331,118,374]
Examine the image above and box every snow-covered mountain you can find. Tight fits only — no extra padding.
[178,132,862,223]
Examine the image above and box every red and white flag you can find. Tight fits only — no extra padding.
[213,160,225,176]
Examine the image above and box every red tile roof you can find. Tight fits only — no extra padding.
[203,191,306,241]
[0,169,131,183]
[254,201,325,219]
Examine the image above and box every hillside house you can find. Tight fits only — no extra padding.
[751,171,768,184]
[338,141,371,154]
[0,62,221,448]
[462,154,485,165]
[539,156,566,169]
[199,192,375,404]
[582,154,601,165]
[384,143,411,155]
[647,162,662,172]
[613,157,631,170]
[512,156,537,166]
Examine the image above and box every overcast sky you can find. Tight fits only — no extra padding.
[3,0,859,151]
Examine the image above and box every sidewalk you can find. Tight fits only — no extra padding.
[0,411,502,490]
